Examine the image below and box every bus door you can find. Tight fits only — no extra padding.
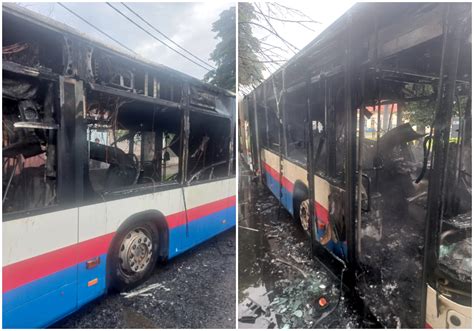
[182,111,235,250]
[353,72,440,327]
[2,77,83,328]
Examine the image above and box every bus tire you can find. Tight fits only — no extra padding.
[108,221,159,292]
[293,183,310,236]
[298,199,311,235]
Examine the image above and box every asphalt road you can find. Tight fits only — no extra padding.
[54,228,236,329]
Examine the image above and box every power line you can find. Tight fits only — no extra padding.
[57,2,138,56]
[105,2,213,72]
[120,2,215,70]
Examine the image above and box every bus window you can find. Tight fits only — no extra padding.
[266,100,280,151]
[187,112,231,183]
[285,87,307,165]
[84,93,182,196]
[256,85,268,147]
[2,80,57,214]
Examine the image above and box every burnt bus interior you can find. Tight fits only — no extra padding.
[246,3,471,328]
[2,4,235,215]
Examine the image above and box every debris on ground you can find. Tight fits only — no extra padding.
[238,166,365,329]
[121,283,170,298]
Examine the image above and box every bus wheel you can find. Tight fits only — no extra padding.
[109,223,159,291]
[299,199,311,235]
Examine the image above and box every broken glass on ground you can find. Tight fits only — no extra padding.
[238,170,363,329]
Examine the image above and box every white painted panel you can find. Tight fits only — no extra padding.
[283,159,308,185]
[104,187,184,234]
[78,203,108,242]
[184,178,235,209]
[314,175,330,210]
[263,148,308,186]
[3,208,78,266]
[263,149,279,170]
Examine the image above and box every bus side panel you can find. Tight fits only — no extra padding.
[425,285,472,328]
[2,209,79,329]
[313,175,347,258]
[3,268,77,328]
[261,149,308,216]
[103,183,235,260]
[171,178,236,257]
[77,204,109,307]
[261,149,293,213]
[104,188,186,259]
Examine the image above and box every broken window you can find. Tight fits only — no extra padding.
[255,88,268,149]
[187,112,231,183]
[309,81,328,176]
[3,78,58,214]
[285,86,307,165]
[266,100,280,151]
[84,91,182,198]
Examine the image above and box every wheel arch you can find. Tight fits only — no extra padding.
[293,180,309,220]
[293,180,309,213]
[106,209,169,288]
[108,209,170,264]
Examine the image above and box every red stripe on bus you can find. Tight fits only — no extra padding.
[186,195,235,222]
[314,201,329,226]
[3,233,114,293]
[166,195,236,229]
[425,322,432,328]
[76,232,115,263]
[263,162,294,192]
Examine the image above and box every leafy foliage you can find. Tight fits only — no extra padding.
[238,3,264,88]
[204,6,236,92]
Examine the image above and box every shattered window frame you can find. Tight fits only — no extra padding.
[2,4,236,217]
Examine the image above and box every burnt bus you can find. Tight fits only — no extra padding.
[3,3,235,328]
[242,2,471,328]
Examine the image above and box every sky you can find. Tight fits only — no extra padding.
[17,2,234,79]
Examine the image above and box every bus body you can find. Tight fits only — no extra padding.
[2,4,235,328]
[241,3,471,328]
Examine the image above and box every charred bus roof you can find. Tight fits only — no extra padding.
[247,2,471,98]
[3,3,235,118]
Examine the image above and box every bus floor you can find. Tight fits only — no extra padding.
[238,163,376,329]
[52,228,236,329]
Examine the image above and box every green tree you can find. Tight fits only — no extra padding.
[204,6,236,91]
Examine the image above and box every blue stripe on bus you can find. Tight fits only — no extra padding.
[3,265,78,328]
[77,253,108,307]
[316,228,348,258]
[264,170,294,215]
[3,253,108,329]
[168,205,236,258]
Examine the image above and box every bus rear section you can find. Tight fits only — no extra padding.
[2,4,235,328]
[243,2,471,328]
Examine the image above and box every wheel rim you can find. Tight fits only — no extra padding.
[119,227,153,274]
[299,199,310,233]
